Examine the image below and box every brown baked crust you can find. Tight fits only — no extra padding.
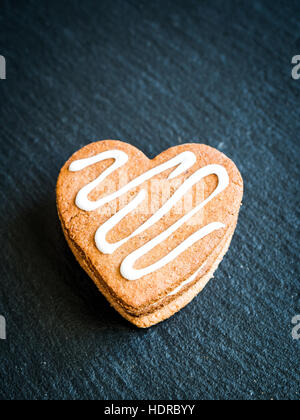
[56,140,243,326]
[61,219,235,327]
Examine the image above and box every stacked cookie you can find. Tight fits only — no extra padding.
[57,140,243,327]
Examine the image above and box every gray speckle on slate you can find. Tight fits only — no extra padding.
[0,0,299,400]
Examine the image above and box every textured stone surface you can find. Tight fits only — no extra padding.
[0,0,299,400]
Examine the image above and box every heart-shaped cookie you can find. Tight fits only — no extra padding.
[57,140,243,327]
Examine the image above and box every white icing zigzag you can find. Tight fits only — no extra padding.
[69,150,229,282]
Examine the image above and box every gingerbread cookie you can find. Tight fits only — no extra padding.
[57,141,243,327]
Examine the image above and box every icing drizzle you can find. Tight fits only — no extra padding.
[69,149,229,284]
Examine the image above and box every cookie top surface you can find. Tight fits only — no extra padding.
[57,140,243,309]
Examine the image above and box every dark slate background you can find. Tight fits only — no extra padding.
[0,0,299,400]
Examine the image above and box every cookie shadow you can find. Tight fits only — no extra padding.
[5,197,139,333]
